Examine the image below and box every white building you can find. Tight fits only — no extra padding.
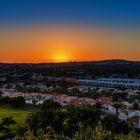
[79,78,140,89]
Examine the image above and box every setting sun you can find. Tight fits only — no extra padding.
[54,55,69,62]
[51,53,71,63]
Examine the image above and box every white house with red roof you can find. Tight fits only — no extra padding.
[67,86,89,93]
[70,98,89,105]
[128,116,140,128]
[96,97,112,105]
[96,97,117,114]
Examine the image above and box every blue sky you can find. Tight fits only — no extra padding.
[0,0,140,28]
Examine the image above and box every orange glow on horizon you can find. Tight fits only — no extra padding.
[0,25,140,63]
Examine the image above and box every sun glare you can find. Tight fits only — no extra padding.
[51,53,71,63]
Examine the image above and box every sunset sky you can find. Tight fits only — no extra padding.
[0,0,140,63]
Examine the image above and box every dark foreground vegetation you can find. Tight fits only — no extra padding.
[0,99,139,139]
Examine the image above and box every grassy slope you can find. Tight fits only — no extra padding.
[0,105,36,136]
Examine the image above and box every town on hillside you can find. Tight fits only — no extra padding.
[0,61,140,132]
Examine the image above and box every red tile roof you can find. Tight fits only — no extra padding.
[128,116,140,124]
[96,97,112,105]
[70,98,89,105]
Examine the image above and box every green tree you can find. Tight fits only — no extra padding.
[102,115,131,134]
[0,116,16,139]
[41,99,61,110]
[94,122,112,140]
[132,102,139,110]
[9,96,25,107]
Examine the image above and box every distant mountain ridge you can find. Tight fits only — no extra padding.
[0,59,140,66]
[0,59,140,78]
[93,59,140,65]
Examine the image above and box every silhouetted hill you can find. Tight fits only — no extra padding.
[0,59,140,78]
[0,59,140,67]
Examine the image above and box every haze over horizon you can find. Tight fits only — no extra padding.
[0,0,140,63]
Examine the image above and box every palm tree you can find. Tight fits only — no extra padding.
[0,90,3,97]
[113,103,121,115]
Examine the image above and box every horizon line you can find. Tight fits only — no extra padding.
[0,59,140,64]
